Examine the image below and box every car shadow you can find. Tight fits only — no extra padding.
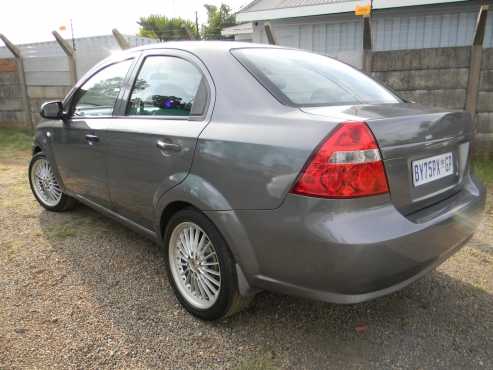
[38,203,492,369]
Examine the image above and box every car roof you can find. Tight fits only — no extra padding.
[124,40,284,56]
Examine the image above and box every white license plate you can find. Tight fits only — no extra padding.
[412,152,454,187]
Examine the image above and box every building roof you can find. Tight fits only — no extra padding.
[241,0,350,13]
[237,0,468,22]
[221,22,255,37]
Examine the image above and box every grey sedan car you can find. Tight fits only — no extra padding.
[29,42,485,320]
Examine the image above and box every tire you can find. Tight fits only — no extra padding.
[28,152,76,212]
[164,208,252,320]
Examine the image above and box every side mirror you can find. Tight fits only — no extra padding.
[40,101,64,119]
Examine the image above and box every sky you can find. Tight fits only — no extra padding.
[0,0,251,45]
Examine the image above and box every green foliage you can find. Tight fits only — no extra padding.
[138,15,198,41]
[235,351,279,370]
[473,158,493,185]
[202,4,236,40]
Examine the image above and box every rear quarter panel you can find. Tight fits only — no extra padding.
[191,112,336,210]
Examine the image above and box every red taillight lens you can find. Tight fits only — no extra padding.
[291,121,389,198]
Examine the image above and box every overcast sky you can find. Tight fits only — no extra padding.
[0,0,251,44]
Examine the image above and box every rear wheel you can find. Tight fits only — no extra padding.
[164,208,251,320]
[28,152,76,212]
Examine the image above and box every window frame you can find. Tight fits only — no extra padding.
[117,50,212,122]
[64,56,137,120]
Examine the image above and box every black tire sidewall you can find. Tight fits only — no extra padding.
[164,208,237,321]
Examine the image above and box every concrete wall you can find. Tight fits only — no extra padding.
[371,47,470,110]
[370,46,493,157]
[478,48,493,134]
[23,56,72,125]
[0,58,24,125]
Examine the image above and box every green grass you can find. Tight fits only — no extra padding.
[45,223,78,240]
[472,158,493,185]
[235,352,279,370]
[0,127,33,154]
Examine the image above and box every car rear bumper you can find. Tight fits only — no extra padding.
[210,174,486,304]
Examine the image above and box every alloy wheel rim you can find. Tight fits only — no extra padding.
[31,158,62,207]
[169,222,221,309]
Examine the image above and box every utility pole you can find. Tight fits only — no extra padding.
[195,11,200,39]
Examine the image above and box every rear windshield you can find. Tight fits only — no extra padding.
[232,48,401,107]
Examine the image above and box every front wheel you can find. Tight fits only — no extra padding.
[164,208,252,320]
[28,152,76,212]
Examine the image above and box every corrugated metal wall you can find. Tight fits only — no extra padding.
[254,2,492,66]
[373,11,485,50]
[256,20,364,67]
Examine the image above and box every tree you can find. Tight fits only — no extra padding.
[202,4,236,40]
[138,15,198,41]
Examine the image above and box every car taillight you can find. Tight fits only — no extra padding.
[291,121,389,198]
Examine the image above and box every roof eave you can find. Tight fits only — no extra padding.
[237,1,358,22]
[221,23,254,36]
[236,0,468,22]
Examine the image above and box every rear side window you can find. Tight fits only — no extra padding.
[127,56,206,117]
[71,59,133,117]
[232,48,401,107]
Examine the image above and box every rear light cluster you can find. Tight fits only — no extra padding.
[291,121,389,198]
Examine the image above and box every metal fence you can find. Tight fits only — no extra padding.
[0,32,154,127]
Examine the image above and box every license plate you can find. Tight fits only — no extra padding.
[412,152,454,187]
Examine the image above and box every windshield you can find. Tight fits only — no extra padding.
[232,48,401,107]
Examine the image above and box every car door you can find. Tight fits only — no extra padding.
[50,58,135,208]
[105,50,214,230]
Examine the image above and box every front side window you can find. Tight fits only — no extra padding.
[127,56,206,117]
[232,48,401,107]
[71,59,133,117]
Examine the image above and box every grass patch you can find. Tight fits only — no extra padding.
[235,352,279,370]
[43,216,109,242]
[472,159,493,186]
[45,223,78,240]
[0,127,33,155]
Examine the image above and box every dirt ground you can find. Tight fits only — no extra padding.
[1,150,492,370]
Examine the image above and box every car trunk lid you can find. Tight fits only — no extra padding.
[301,103,475,215]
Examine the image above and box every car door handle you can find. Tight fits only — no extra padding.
[85,134,99,143]
[156,140,181,153]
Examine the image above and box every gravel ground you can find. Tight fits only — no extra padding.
[1,151,492,370]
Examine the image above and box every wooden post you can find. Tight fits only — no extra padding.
[112,28,131,49]
[0,33,33,130]
[465,3,489,115]
[52,30,77,86]
[264,23,277,45]
[362,15,373,74]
